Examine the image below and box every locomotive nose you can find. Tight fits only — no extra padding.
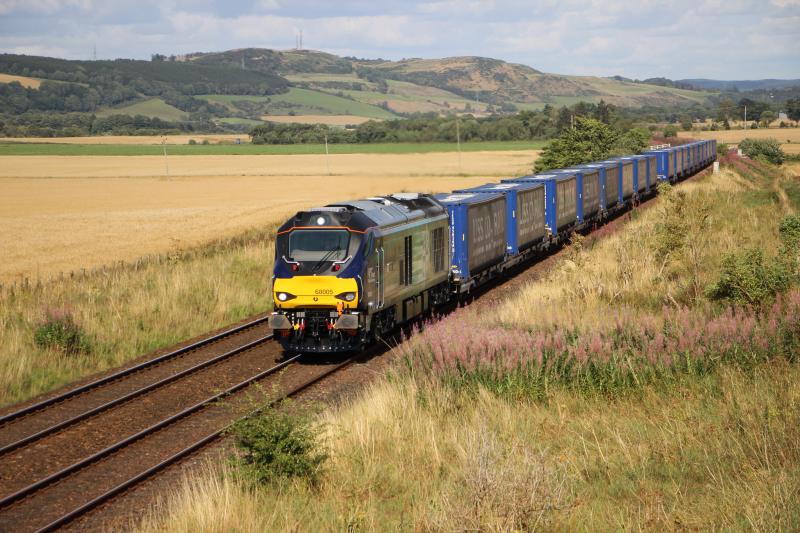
[272,276,359,309]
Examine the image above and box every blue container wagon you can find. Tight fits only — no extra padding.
[454,181,546,255]
[434,192,507,290]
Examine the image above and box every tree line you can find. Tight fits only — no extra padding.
[0,54,290,114]
[0,112,212,137]
[250,101,631,145]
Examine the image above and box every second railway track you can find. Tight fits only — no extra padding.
[0,324,356,532]
[0,316,272,453]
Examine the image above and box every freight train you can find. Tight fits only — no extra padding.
[268,140,717,352]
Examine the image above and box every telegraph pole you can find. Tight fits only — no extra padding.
[324,134,330,175]
[744,105,747,129]
[161,136,170,179]
[456,118,462,172]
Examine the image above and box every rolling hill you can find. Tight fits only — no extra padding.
[1,48,718,132]
[678,78,800,91]
[183,48,714,111]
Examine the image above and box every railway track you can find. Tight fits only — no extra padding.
[0,318,355,532]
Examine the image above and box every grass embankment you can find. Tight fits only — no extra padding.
[0,140,545,156]
[0,230,275,407]
[140,157,800,531]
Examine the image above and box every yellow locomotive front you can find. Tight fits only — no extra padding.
[268,207,372,352]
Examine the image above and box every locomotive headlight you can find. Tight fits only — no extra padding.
[336,292,356,302]
[316,216,326,225]
[277,292,288,301]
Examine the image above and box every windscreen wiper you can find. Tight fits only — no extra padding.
[312,247,340,273]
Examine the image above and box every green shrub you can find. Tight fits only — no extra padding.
[231,403,327,485]
[717,143,729,156]
[33,308,91,355]
[739,138,785,165]
[662,124,678,138]
[188,139,197,145]
[707,216,800,305]
[201,139,210,145]
[706,249,792,305]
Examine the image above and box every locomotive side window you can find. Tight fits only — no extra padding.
[364,233,374,258]
[431,227,445,273]
[288,230,349,262]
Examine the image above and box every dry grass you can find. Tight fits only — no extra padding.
[492,166,794,331]
[0,73,42,89]
[262,115,375,125]
[0,233,275,406]
[137,363,800,532]
[0,151,534,283]
[0,134,248,145]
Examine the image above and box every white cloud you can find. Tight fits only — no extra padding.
[0,0,92,15]
[0,0,796,78]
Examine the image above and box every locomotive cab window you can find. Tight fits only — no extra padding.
[288,230,349,262]
[363,233,374,258]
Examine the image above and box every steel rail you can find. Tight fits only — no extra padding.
[34,357,354,533]
[0,334,274,456]
[0,316,270,426]
[0,351,302,510]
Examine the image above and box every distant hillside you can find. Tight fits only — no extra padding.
[1,48,718,137]
[184,48,713,109]
[678,78,800,91]
[184,48,353,75]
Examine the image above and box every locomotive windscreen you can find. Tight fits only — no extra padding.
[288,230,350,261]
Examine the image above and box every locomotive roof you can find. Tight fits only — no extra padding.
[279,193,446,233]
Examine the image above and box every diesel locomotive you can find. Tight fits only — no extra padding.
[268,139,717,352]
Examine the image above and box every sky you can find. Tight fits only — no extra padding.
[0,0,798,80]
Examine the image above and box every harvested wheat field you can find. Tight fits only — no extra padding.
[0,73,42,89]
[1,134,247,145]
[679,128,800,154]
[262,115,374,125]
[0,150,537,283]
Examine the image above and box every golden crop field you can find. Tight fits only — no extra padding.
[1,134,247,145]
[679,128,800,154]
[0,150,537,284]
[0,73,42,89]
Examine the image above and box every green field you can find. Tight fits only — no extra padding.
[267,88,397,118]
[95,98,189,121]
[201,88,397,119]
[0,140,544,156]
[216,117,266,126]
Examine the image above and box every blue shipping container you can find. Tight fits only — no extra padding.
[434,192,507,282]
[454,181,546,253]
[504,173,577,235]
